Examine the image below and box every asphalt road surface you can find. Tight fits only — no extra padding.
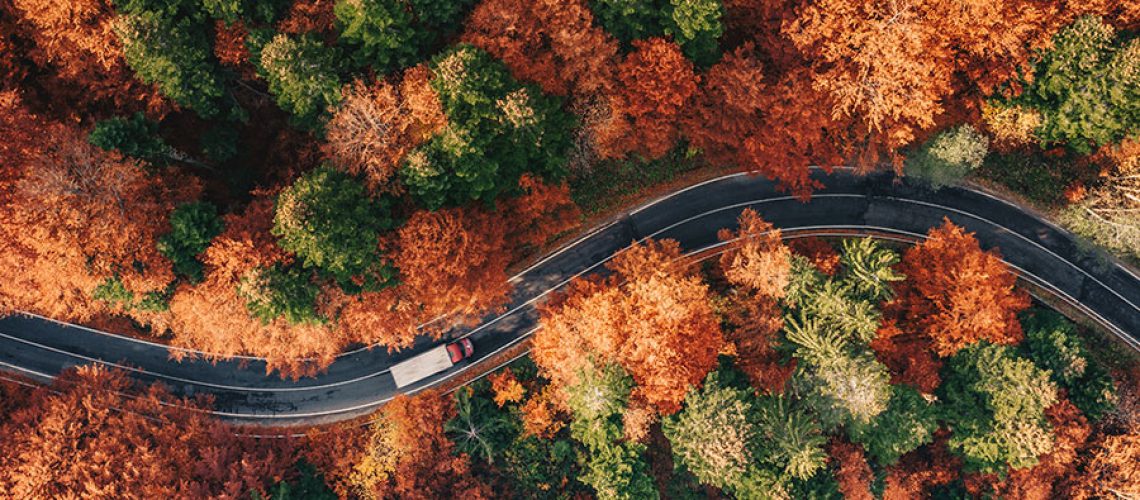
[2,169,1138,426]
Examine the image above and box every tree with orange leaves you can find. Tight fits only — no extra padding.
[497,174,581,253]
[783,0,1076,156]
[334,202,519,352]
[718,208,791,299]
[0,366,293,498]
[593,38,698,161]
[1063,424,1140,499]
[388,206,513,321]
[0,92,196,323]
[462,0,619,97]
[349,390,490,499]
[890,219,1030,357]
[7,0,169,115]
[323,67,446,192]
[533,238,724,414]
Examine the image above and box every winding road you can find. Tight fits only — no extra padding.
[2,169,1139,426]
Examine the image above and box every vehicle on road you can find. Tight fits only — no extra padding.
[390,338,474,388]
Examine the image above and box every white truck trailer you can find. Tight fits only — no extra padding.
[389,338,473,388]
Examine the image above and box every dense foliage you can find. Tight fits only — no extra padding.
[2,0,1139,496]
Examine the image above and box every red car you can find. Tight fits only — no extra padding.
[446,338,475,364]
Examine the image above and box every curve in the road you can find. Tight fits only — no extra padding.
[1,169,1138,426]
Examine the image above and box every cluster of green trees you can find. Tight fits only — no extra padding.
[590,0,724,66]
[1014,16,1139,154]
[403,45,574,208]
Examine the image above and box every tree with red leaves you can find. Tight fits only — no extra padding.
[829,439,874,500]
[593,38,698,161]
[0,366,293,498]
[889,219,1030,357]
[462,0,619,98]
[681,43,766,167]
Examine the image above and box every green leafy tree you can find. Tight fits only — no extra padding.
[237,264,322,324]
[116,11,227,118]
[1022,309,1117,420]
[202,0,285,24]
[663,372,777,496]
[1020,16,1140,153]
[788,281,880,345]
[92,277,172,312]
[502,436,585,497]
[258,34,343,131]
[847,386,939,465]
[402,45,574,208]
[158,202,224,283]
[200,125,241,164]
[752,395,828,482]
[89,113,169,164]
[663,0,723,67]
[939,343,1058,473]
[257,463,338,500]
[905,125,989,189]
[334,0,475,71]
[838,238,904,303]
[589,0,666,44]
[272,167,397,292]
[793,351,892,430]
[444,384,519,465]
[565,364,657,500]
[92,276,135,308]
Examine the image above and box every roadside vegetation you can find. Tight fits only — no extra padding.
[3,218,1136,498]
[1,0,1140,496]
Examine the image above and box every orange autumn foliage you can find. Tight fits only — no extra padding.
[783,0,1077,153]
[593,38,698,161]
[498,174,581,252]
[0,366,293,498]
[739,68,840,197]
[489,369,526,407]
[7,0,168,115]
[349,391,491,499]
[0,92,196,322]
[335,204,514,351]
[882,434,962,499]
[533,239,724,414]
[301,423,370,499]
[871,319,943,393]
[965,398,1092,499]
[719,291,793,393]
[717,208,792,299]
[323,67,446,192]
[462,0,619,97]
[521,385,567,439]
[789,236,841,276]
[1062,424,1140,499]
[276,0,337,36]
[830,439,874,500]
[889,220,1030,357]
[213,20,256,80]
